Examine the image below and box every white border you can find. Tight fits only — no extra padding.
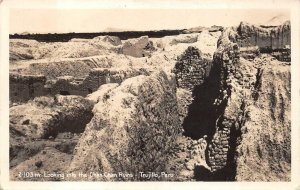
[1,0,300,189]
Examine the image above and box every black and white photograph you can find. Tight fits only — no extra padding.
[1,0,300,189]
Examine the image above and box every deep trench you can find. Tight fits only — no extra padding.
[193,119,241,181]
[181,58,241,181]
[182,59,223,141]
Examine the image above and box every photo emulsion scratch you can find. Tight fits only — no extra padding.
[8,8,291,182]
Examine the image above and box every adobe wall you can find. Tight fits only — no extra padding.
[206,26,291,180]
[174,46,212,91]
[10,68,149,103]
[236,21,291,50]
[206,28,242,172]
[208,123,231,171]
[10,74,47,103]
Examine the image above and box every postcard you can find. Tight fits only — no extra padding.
[1,0,300,189]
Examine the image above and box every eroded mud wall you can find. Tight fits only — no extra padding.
[174,46,212,91]
[236,21,291,49]
[10,68,149,103]
[10,74,47,103]
[68,71,181,181]
[205,27,291,181]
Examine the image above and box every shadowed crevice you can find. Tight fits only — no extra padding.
[182,60,222,141]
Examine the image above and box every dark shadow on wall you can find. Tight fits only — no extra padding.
[193,94,243,182]
[183,59,240,181]
[59,90,70,96]
[46,111,94,138]
[194,166,211,181]
[182,60,222,140]
[87,88,93,94]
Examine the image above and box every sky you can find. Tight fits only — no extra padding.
[9,9,290,34]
